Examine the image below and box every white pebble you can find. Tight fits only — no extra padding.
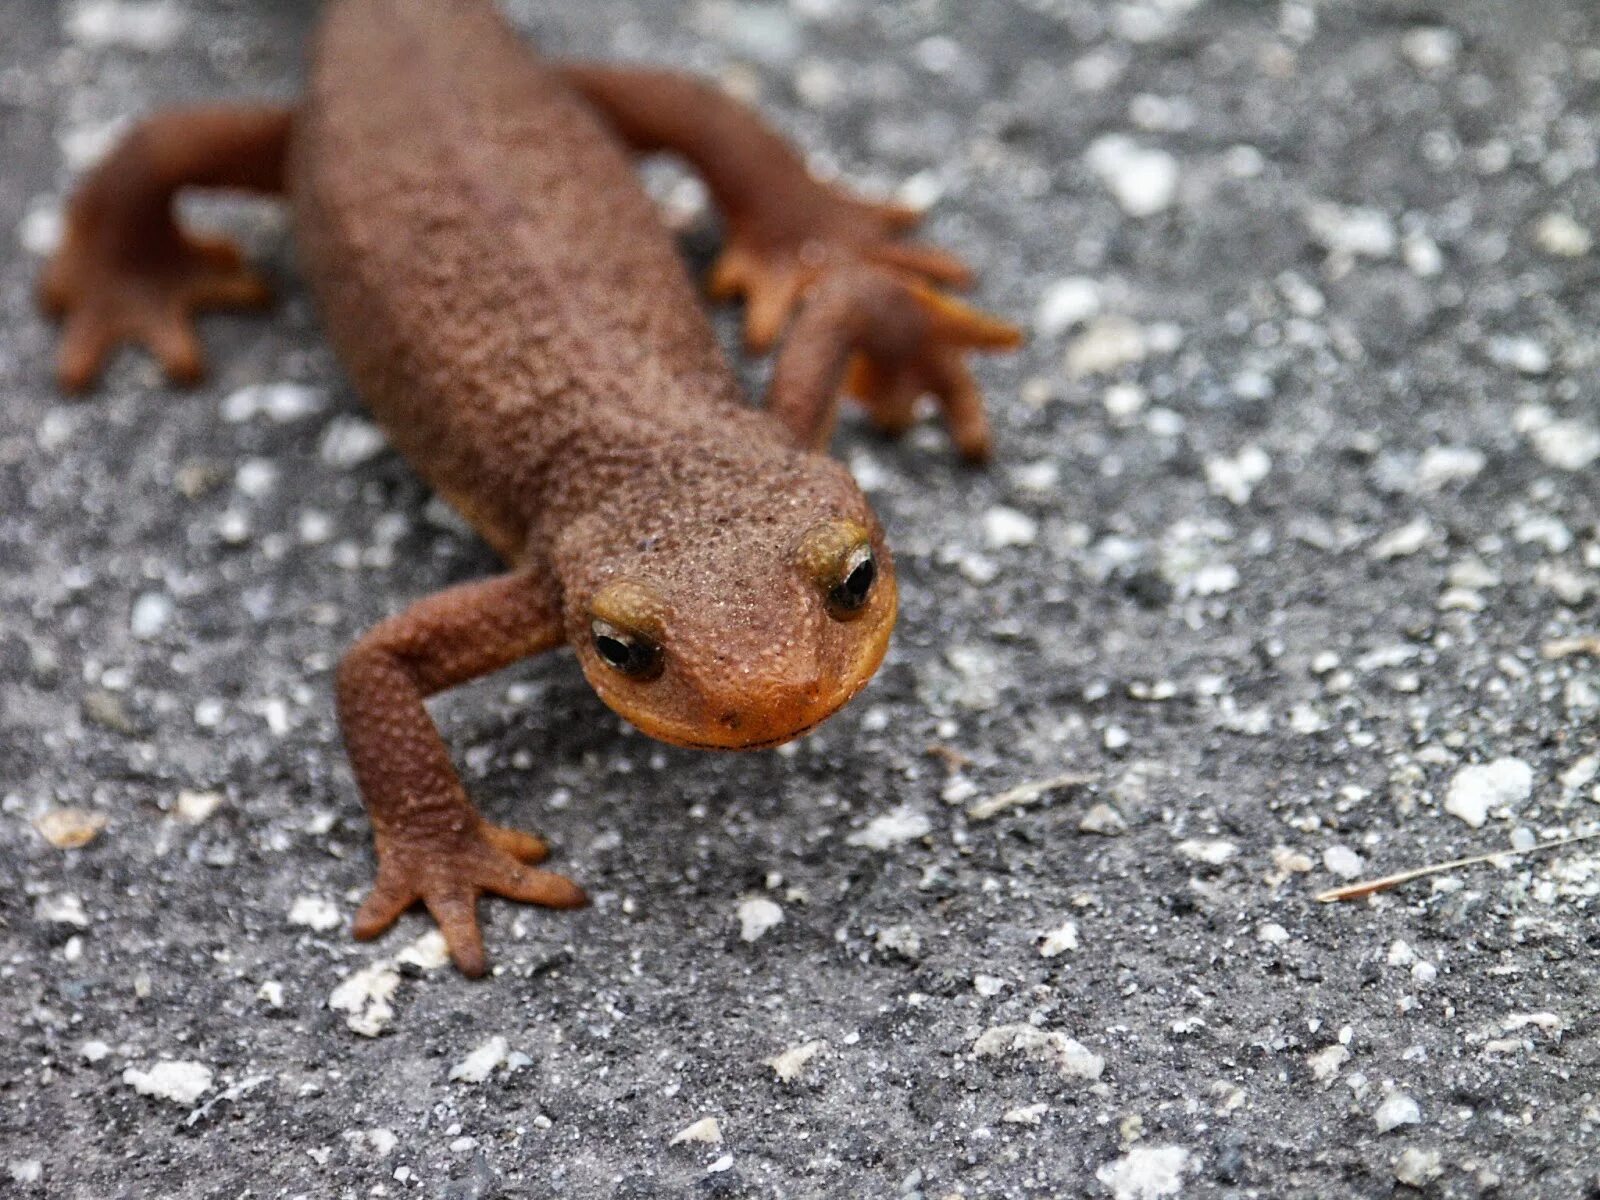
[1096,1145,1191,1200]
[1257,922,1290,945]
[1323,846,1364,879]
[767,1039,826,1082]
[983,506,1038,549]
[328,962,400,1037]
[1444,758,1533,828]
[972,1024,1104,1080]
[35,893,88,926]
[1528,419,1600,471]
[1535,212,1592,257]
[736,895,783,943]
[669,1117,723,1147]
[1067,316,1148,378]
[1487,335,1550,376]
[1002,1102,1048,1126]
[449,1036,511,1083]
[845,806,931,849]
[1176,838,1236,865]
[1400,27,1460,72]
[319,417,388,467]
[1308,1043,1349,1081]
[1414,445,1484,492]
[1370,519,1433,560]
[1395,1147,1443,1187]
[18,202,62,256]
[220,381,326,423]
[1086,135,1179,217]
[1305,202,1397,258]
[129,592,173,640]
[175,789,223,823]
[68,0,186,50]
[122,1060,213,1106]
[1038,921,1079,957]
[1204,445,1271,505]
[1373,1091,1422,1133]
[1034,277,1102,338]
[287,895,342,933]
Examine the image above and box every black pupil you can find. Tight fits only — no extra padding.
[836,554,876,608]
[596,634,635,669]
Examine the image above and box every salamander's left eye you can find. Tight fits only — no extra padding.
[591,618,664,680]
[827,544,877,619]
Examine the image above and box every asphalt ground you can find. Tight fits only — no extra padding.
[3,1,1600,1197]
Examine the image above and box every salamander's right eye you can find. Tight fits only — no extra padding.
[591,618,663,680]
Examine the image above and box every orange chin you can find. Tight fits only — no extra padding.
[592,574,897,751]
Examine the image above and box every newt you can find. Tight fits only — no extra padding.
[40,0,1020,976]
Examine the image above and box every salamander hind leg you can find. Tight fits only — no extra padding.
[39,105,291,392]
[555,63,986,350]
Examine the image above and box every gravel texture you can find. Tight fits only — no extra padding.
[4,1,1600,1197]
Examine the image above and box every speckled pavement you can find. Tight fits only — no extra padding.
[4,1,1600,1197]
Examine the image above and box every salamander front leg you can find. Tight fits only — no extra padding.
[767,266,1022,462]
[336,569,586,978]
[38,105,291,391]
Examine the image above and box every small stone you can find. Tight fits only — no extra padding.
[1395,1147,1443,1188]
[221,382,326,423]
[1323,846,1364,879]
[80,1040,111,1062]
[257,981,284,1008]
[329,962,401,1037]
[1444,758,1533,828]
[288,895,342,933]
[1103,382,1148,423]
[1078,802,1128,836]
[1257,922,1290,945]
[449,1036,510,1083]
[1487,335,1550,376]
[1414,445,1485,492]
[1176,838,1236,865]
[845,806,931,848]
[1066,316,1147,377]
[1373,1091,1422,1133]
[1534,212,1591,257]
[1096,1145,1191,1200]
[1528,419,1600,471]
[68,0,186,50]
[35,893,88,926]
[8,1161,42,1186]
[972,1024,1104,1080]
[670,1117,723,1147]
[33,808,106,849]
[394,930,451,972]
[1002,1102,1048,1126]
[1034,277,1101,338]
[129,591,173,639]
[1308,1043,1349,1081]
[1204,445,1271,505]
[983,506,1038,549]
[1370,519,1433,560]
[1400,27,1460,72]
[736,895,783,943]
[1038,921,1079,957]
[1305,202,1397,258]
[1085,135,1179,216]
[122,1060,213,1106]
[767,1039,826,1082]
[319,417,388,468]
[175,789,223,823]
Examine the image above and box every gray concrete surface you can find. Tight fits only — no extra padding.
[4,0,1600,1196]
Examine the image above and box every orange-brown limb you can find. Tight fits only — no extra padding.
[555,62,972,351]
[336,568,587,978]
[767,267,1022,462]
[38,104,291,392]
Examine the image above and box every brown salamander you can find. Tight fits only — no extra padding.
[39,0,1020,975]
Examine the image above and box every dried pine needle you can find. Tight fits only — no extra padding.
[1315,829,1600,903]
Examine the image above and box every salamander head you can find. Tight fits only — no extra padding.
[555,455,896,750]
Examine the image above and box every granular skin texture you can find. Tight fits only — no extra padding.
[38,0,1017,974]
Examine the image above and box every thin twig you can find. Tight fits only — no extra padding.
[1315,830,1600,903]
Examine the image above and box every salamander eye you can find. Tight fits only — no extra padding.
[590,618,664,680]
[827,544,877,619]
